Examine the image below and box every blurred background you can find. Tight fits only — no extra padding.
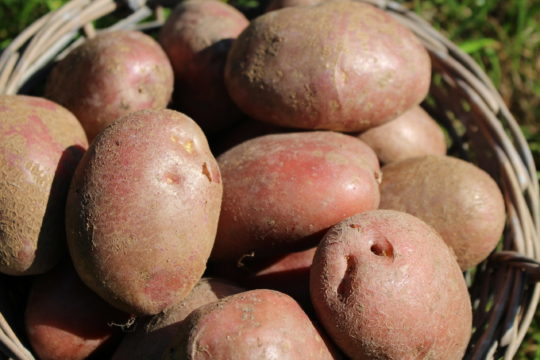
[1,0,539,358]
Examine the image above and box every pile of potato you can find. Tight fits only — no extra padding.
[0,0,507,359]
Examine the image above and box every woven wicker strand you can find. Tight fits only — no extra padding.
[0,1,539,359]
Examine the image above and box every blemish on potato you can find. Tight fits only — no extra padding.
[165,173,181,184]
[170,135,178,143]
[183,140,193,153]
[349,224,361,229]
[337,255,357,303]
[201,162,211,182]
[370,236,394,259]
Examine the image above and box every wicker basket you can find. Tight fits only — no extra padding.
[0,0,539,359]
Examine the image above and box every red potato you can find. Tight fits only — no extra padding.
[163,289,340,359]
[209,247,316,307]
[65,109,222,315]
[225,1,431,132]
[358,106,447,164]
[25,262,129,360]
[112,278,243,360]
[379,155,506,270]
[212,131,381,262]
[311,210,472,360]
[0,95,87,275]
[45,30,174,141]
[159,0,249,133]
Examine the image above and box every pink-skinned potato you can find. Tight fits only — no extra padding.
[112,278,243,360]
[225,1,431,132]
[163,289,340,359]
[159,0,249,133]
[25,261,130,360]
[65,109,222,315]
[379,155,506,270]
[209,247,316,307]
[310,210,472,359]
[0,95,87,275]
[45,30,173,141]
[212,131,380,262]
[358,106,447,164]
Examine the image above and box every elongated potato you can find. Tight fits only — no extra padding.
[311,210,472,359]
[213,131,380,262]
[65,109,222,315]
[0,95,87,275]
[164,289,339,359]
[225,1,430,131]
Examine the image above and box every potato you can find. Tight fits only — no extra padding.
[225,1,430,132]
[65,109,222,315]
[0,95,87,275]
[25,261,129,360]
[212,131,380,262]
[112,278,243,360]
[163,289,339,359]
[310,210,472,359]
[45,30,174,141]
[159,0,249,133]
[358,106,447,164]
[379,155,506,270]
[209,247,316,307]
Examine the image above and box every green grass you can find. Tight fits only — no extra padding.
[400,0,540,181]
[1,0,539,358]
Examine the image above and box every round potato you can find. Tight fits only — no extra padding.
[65,109,222,315]
[0,95,87,275]
[164,289,339,359]
[311,210,472,359]
[212,131,380,262]
[379,155,506,270]
[159,0,249,132]
[45,30,173,141]
[225,1,431,132]
[358,106,447,164]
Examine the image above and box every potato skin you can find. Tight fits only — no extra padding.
[164,289,338,360]
[65,109,222,315]
[0,95,87,275]
[159,0,249,133]
[310,210,472,360]
[212,131,380,262]
[112,278,243,360]
[379,155,505,270]
[45,30,173,141]
[25,262,129,360]
[209,247,316,307]
[358,106,447,164]
[225,1,430,132]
